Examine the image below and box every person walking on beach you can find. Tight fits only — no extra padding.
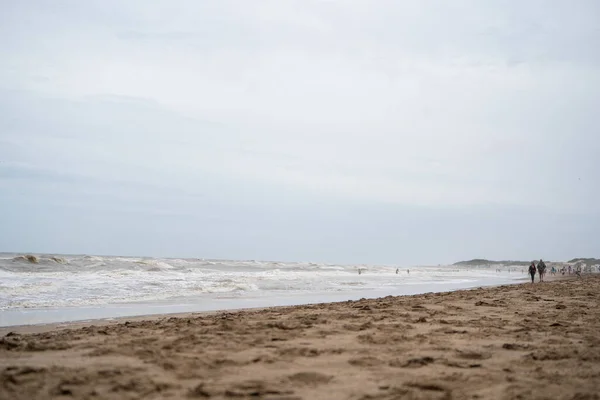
[528,262,537,284]
[537,259,547,282]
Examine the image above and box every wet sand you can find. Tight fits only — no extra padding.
[1,276,599,399]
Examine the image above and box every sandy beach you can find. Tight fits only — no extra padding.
[1,276,599,400]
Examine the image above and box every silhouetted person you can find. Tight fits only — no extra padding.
[528,262,537,284]
[537,259,547,282]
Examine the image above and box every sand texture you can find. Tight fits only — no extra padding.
[1,276,600,400]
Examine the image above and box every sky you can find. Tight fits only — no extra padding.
[1,0,599,265]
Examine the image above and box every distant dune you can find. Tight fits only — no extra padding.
[453,259,530,266]
[568,257,600,265]
[454,257,599,267]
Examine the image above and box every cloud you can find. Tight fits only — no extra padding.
[0,1,599,262]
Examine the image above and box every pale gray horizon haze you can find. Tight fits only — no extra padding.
[1,0,599,265]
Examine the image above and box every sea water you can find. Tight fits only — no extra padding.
[0,253,525,327]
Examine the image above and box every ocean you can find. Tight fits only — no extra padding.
[0,253,525,327]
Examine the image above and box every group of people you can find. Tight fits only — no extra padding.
[528,259,547,283]
[528,260,592,283]
[559,265,577,276]
[555,264,586,277]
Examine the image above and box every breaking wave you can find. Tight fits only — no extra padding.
[0,253,519,311]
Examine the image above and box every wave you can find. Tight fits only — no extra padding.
[1,253,532,311]
[11,255,67,265]
[134,260,176,271]
[203,282,260,294]
[12,255,39,263]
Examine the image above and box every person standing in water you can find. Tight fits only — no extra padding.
[528,261,537,284]
[537,259,547,282]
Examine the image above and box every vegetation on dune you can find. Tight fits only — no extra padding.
[454,257,599,266]
[568,258,600,265]
[453,259,531,266]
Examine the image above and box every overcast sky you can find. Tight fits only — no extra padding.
[1,1,599,265]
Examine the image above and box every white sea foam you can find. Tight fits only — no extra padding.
[0,253,529,316]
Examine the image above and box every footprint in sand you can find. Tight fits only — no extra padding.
[525,349,573,361]
[502,343,531,351]
[349,356,384,367]
[388,356,435,368]
[277,347,322,358]
[455,349,492,360]
[359,383,451,400]
[220,379,296,398]
[287,372,333,386]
